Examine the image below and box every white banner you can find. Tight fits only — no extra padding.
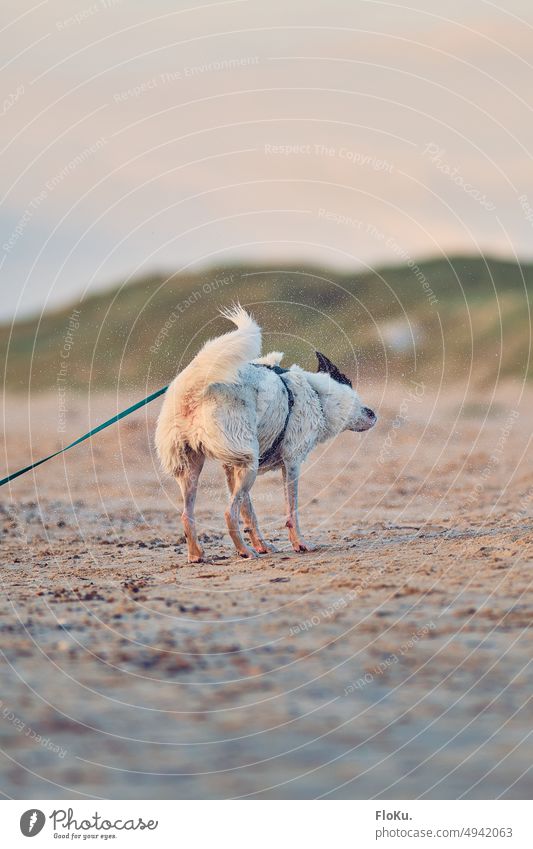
[2,800,530,848]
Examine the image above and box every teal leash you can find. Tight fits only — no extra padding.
[0,385,168,489]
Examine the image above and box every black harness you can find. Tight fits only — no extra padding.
[252,363,294,466]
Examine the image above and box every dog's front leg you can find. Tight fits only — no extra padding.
[282,462,316,552]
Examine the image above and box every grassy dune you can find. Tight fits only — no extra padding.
[2,255,532,393]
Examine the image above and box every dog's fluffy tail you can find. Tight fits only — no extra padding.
[253,351,284,367]
[183,304,260,387]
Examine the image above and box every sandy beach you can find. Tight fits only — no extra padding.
[1,384,532,799]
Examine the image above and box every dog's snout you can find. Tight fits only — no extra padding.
[363,406,376,420]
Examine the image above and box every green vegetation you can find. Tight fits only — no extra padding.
[2,255,532,392]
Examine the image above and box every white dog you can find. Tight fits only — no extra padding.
[155,305,377,562]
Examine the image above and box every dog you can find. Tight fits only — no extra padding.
[155,305,377,562]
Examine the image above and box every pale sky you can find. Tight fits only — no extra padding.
[2,0,533,320]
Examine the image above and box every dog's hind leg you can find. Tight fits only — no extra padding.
[224,465,274,554]
[282,462,316,552]
[224,463,260,558]
[242,495,278,554]
[176,450,205,563]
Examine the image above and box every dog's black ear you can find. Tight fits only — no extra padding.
[315,351,333,374]
[315,351,352,387]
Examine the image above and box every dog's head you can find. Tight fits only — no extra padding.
[315,351,377,432]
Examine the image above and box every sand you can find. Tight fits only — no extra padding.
[0,384,532,799]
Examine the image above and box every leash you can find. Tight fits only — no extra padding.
[0,385,168,489]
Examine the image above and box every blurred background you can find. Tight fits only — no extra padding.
[1,0,533,396]
[2,0,533,803]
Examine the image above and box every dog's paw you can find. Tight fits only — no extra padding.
[254,542,279,554]
[293,540,316,553]
[238,546,260,559]
[187,548,204,563]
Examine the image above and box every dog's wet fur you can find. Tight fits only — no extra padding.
[155,305,377,562]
